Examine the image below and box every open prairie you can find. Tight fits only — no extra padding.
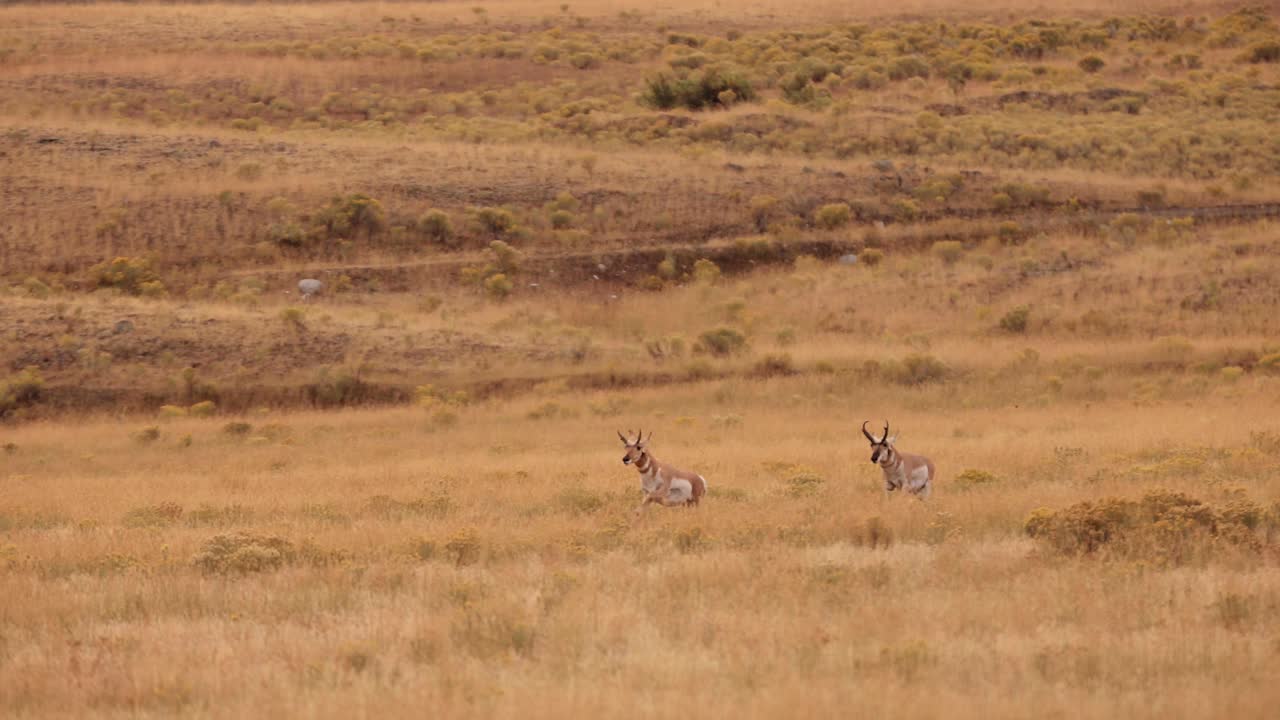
[2,1,1280,718]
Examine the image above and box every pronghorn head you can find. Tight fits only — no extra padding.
[862,420,897,466]
[618,429,651,466]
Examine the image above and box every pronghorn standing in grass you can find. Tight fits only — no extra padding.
[618,430,707,517]
[863,421,934,500]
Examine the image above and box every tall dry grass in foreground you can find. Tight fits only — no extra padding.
[2,377,1280,717]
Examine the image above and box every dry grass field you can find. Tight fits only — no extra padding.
[3,1,1280,718]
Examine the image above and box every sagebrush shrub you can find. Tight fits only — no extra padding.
[0,367,43,419]
[1025,490,1277,563]
[419,209,454,245]
[814,203,851,229]
[1078,55,1105,73]
[193,532,296,573]
[92,257,164,296]
[698,327,747,357]
[1000,306,1030,333]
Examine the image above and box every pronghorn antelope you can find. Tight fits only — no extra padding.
[862,421,934,500]
[618,430,707,516]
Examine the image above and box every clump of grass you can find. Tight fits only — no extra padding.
[445,529,482,567]
[133,426,161,444]
[931,240,964,265]
[751,353,797,378]
[189,401,217,417]
[785,469,824,497]
[186,504,255,528]
[363,494,452,520]
[697,327,747,357]
[860,248,885,267]
[222,421,253,436]
[556,487,605,516]
[280,307,307,333]
[886,354,948,386]
[674,526,709,553]
[122,501,183,528]
[451,606,536,659]
[159,404,188,418]
[954,468,1000,489]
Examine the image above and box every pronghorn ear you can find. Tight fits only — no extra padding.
[886,434,898,445]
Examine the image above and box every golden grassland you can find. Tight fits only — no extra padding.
[4,220,1280,716]
[3,1,1280,717]
[3,375,1280,717]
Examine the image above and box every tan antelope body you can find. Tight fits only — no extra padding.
[618,430,707,516]
[863,421,934,500]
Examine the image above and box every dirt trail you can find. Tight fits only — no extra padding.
[236,202,1280,292]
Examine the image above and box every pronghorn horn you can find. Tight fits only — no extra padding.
[882,421,890,444]
[861,421,875,443]
[618,430,628,444]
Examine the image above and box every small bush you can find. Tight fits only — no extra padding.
[556,487,605,516]
[1025,490,1274,563]
[419,210,454,245]
[569,52,600,69]
[752,353,797,378]
[814,203,851,229]
[786,469,825,497]
[999,306,1030,334]
[280,306,307,333]
[122,502,184,528]
[193,532,296,574]
[222,421,253,436]
[691,258,721,284]
[640,67,755,110]
[891,199,920,222]
[133,426,161,444]
[186,504,256,528]
[931,240,964,265]
[860,248,885,267]
[698,327,747,357]
[472,206,516,236]
[1243,41,1280,64]
[954,469,999,489]
[1256,352,1280,374]
[749,195,779,231]
[91,256,163,296]
[159,404,188,419]
[23,276,51,299]
[484,273,513,300]
[549,209,574,229]
[888,354,948,386]
[313,193,386,241]
[0,366,44,418]
[445,529,482,567]
[189,400,217,417]
[1078,55,1105,73]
